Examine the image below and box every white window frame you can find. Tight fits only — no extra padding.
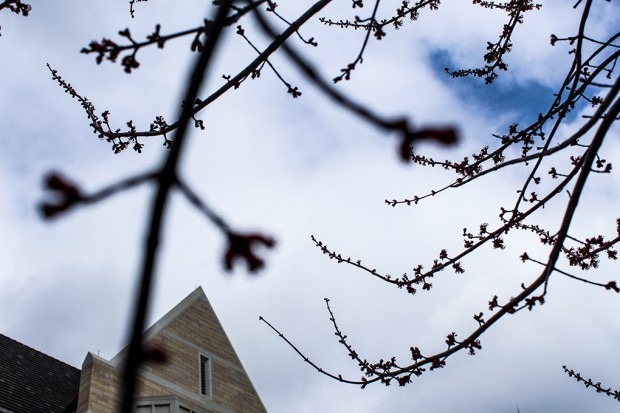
[134,396,202,413]
[134,399,171,413]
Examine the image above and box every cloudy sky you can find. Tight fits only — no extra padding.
[1,1,619,412]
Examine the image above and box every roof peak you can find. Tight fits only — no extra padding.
[110,285,211,365]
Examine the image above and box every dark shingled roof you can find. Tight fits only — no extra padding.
[0,333,81,413]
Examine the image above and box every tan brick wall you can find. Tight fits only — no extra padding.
[145,334,198,392]
[211,362,266,412]
[168,300,241,366]
[76,293,266,413]
[77,354,123,413]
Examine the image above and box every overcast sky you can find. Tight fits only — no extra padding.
[1,1,619,412]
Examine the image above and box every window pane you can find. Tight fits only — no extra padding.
[154,405,170,413]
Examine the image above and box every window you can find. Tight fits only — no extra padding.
[135,403,171,413]
[135,397,201,413]
[199,354,211,398]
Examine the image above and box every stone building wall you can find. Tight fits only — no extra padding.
[76,288,267,413]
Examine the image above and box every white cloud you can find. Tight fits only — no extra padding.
[0,1,618,412]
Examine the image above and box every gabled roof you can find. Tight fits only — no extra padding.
[103,286,267,413]
[111,286,237,366]
[0,333,81,413]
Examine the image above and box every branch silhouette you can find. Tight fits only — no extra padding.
[29,0,620,405]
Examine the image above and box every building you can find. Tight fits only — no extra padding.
[0,333,80,413]
[0,287,267,413]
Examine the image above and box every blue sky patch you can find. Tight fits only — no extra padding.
[428,49,559,125]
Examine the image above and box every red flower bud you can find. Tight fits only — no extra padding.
[38,172,83,219]
[223,232,276,273]
[398,126,458,162]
